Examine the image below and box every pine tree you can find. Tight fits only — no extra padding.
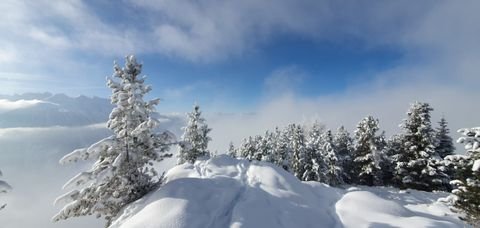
[385,135,404,186]
[451,127,480,226]
[334,126,353,184]
[239,136,257,161]
[352,116,385,186]
[321,130,343,186]
[177,105,212,164]
[394,102,449,191]
[286,124,307,180]
[0,169,12,210]
[259,131,275,163]
[273,127,290,171]
[53,55,174,226]
[303,123,324,182]
[435,117,455,159]
[227,142,237,158]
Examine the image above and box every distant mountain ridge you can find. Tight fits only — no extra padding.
[0,93,185,134]
[0,93,113,128]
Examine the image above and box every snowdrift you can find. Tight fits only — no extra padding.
[111,155,465,228]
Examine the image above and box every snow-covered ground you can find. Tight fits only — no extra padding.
[111,155,466,228]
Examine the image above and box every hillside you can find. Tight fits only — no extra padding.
[110,155,466,228]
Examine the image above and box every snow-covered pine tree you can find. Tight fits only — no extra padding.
[384,134,404,186]
[303,122,325,182]
[333,126,353,184]
[321,129,343,186]
[177,105,212,164]
[394,102,449,191]
[352,116,386,186]
[259,131,275,163]
[227,142,237,158]
[435,117,455,159]
[451,127,480,226]
[53,55,174,226]
[0,169,12,210]
[239,136,257,161]
[273,127,290,171]
[286,124,307,180]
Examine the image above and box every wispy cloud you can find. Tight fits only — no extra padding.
[264,65,306,97]
[0,99,56,113]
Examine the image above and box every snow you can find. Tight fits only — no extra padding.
[473,159,480,172]
[111,155,465,228]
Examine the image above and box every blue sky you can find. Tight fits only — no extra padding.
[0,1,415,111]
[1,0,479,134]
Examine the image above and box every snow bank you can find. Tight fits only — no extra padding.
[111,155,465,228]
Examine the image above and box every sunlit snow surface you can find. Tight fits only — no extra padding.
[111,155,466,228]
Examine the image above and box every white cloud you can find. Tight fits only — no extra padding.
[209,70,476,154]
[264,65,306,96]
[0,99,55,113]
[206,0,480,153]
[0,124,110,228]
[129,0,437,62]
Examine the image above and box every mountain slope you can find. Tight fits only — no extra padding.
[110,155,465,228]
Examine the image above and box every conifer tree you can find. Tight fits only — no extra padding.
[227,142,237,158]
[177,105,212,164]
[451,127,480,226]
[53,55,174,226]
[303,123,324,181]
[384,135,403,186]
[435,117,455,159]
[352,116,385,186]
[259,131,275,163]
[321,129,343,186]
[239,136,257,161]
[273,127,290,171]
[334,126,353,184]
[394,102,449,191]
[286,124,307,180]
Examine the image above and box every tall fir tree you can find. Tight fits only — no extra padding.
[451,127,480,226]
[286,124,307,180]
[273,127,290,171]
[352,116,385,186]
[321,130,343,186]
[303,123,324,182]
[334,126,353,184]
[177,105,212,164]
[384,134,404,186]
[53,55,174,226]
[260,131,275,163]
[435,117,455,159]
[394,102,449,191]
[239,136,257,161]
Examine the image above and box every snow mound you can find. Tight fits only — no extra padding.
[336,189,460,228]
[111,155,465,228]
